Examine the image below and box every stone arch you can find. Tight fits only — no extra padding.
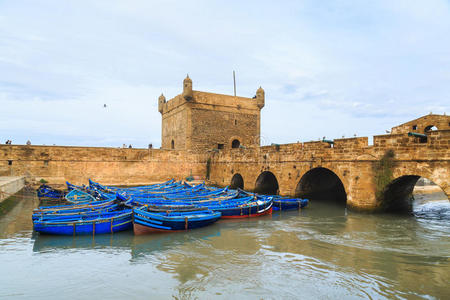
[254,171,279,195]
[231,139,241,149]
[380,175,448,213]
[230,173,244,189]
[295,167,347,205]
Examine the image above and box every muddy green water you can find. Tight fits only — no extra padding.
[0,190,449,299]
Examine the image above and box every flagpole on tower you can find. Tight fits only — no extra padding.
[233,70,236,97]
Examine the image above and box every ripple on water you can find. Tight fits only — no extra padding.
[414,200,450,220]
[1,191,449,299]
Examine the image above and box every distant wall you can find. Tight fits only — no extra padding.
[0,145,207,185]
[391,114,450,134]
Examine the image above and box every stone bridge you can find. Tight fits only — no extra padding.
[209,115,450,212]
[1,112,448,213]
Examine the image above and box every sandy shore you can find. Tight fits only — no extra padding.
[413,185,443,194]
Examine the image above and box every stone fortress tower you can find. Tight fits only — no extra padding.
[158,75,264,151]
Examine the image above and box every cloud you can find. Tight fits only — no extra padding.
[0,0,449,147]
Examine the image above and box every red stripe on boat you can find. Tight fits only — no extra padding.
[220,207,272,219]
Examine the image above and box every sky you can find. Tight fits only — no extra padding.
[0,0,449,148]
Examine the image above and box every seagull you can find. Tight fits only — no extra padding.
[103,104,107,108]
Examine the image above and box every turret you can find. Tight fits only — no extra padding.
[256,86,265,109]
[182,74,193,101]
[158,93,166,114]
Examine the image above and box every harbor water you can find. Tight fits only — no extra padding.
[0,190,449,299]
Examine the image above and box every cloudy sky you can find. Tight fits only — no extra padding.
[0,0,449,148]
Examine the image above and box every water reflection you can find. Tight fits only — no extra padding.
[0,190,449,299]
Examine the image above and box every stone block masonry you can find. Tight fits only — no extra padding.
[0,145,207,186]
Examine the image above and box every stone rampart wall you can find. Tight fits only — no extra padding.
[0,145,207,186]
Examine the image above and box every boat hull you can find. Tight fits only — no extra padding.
[33,212,132,235]
[216,200,273,218]
[133,209,221,234]
[272,199,309,211]
[220,207,272,218]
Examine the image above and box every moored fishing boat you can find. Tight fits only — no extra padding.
[65,188,96,204]
[133,206,221,234]
[272,198,309,211]
[210,197,273,218]
[33,210,133,235]
[32,202,127,221]
[33,198,116,214]
[36,184,66,199]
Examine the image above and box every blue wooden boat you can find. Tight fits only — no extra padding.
[33,210,133,235]
[271,197,309,211]
[34,199,116,214]
[32,203,126,221]
[66,181,85,191]
[65,189,96,204]
[209,197,273,218]
[36,184,66,199]
[133,206,221,234]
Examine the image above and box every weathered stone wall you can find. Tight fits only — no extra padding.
[161,103,188,150]
[191,108,259,151]
[0,145,207,186]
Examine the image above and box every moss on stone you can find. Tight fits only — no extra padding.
[373,149,396,202]
[206,158,211,180]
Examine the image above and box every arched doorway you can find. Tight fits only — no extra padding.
[254,171,279,195]
[295,167,347,205]
[231,139,240,149]
[381,176,448,213]
[230,173,244,189]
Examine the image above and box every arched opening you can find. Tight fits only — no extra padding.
[171,140,174,149]
[381,175,419,212]
[424,125,438,133]
[231,139,240,149]
[254,171,279,195]
[295,167,347,205]
[382,176,449,214]
[230,173,244,189]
